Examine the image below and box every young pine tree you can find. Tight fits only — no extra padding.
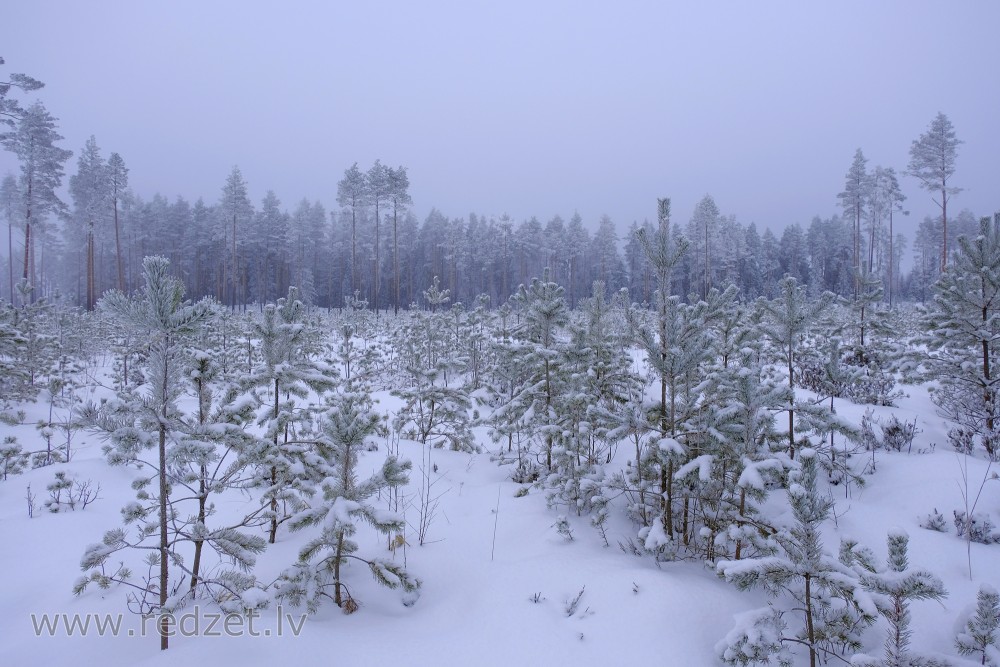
[78,256,211,651]
[244,287,337,543]
[278,386,417,613]
[844,529,949,667]
[922,213,1000,460]
[718,449,873,667]
[956,584,1000,666]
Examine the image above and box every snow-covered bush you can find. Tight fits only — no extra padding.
[880,415,918,452]
[920,508,949,532]
[42,471,99,512]
[953,510,1000,544]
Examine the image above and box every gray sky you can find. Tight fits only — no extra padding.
[2,1,998,236]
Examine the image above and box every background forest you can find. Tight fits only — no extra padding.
[0,54,979,314]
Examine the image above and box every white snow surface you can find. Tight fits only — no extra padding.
[2,362,999,666]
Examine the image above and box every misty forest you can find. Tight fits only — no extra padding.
[3,52,1000,667]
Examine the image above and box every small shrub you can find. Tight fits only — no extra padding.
[920,508,948,532]
[43,471,101,513]
[554,515,574,541]
[511,460,541,484]
[954,510,1000,544]
[881,415,918,452]
[949,427,977,456]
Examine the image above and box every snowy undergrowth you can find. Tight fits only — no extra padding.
[1,322,998,665]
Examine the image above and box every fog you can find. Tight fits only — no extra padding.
[2,1,998,232]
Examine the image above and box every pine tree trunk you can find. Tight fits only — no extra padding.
[333,529,345,606]
[158,335,170,651]
[22,221,30,284]
[114,198,125,291]
[374,201,380,316]
[788,342,796,459]
[941,184,948,273]
[393,208,400,315]
[8,221,13,302]
[87,228,95,310]
[351,209,357,297]
[190,473,206,592]
[805,573,816,667]
[269,377,279,544]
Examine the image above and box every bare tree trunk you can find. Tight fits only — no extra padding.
[22,178,31,286]
[8,221,14,302]
[393,209,399,315]
[941,185,949,273]
[374,202,380,316]
[351,209,357,296]
[114,198,124,291]
[87,228,95,310]
[888,209,894,308]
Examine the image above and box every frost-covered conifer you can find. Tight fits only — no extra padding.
[490,269,568,478]
[0,435,28,479]
[758,276,835,460]
[922,213,1000,460]
[844,529,949,667]
[694,344,787,562]
[278,386,417,613]
[173,348,268,598]
[718,449,873,667]
[78,256,212,650]
[628,285,732,552]
[79,314,268,634]
[955,584,1000,666]
[0,299,30,402]
[548,283,635,528]
[393,279,476,453]
[244,287,337,543]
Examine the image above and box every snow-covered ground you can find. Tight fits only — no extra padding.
[2,361,998,666]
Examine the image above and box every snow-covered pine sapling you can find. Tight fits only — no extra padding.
[554,515,574,542]
[546,282,632,524]
[920,508,949,533]
[921,214,1000,462]
[692,344,786,563]
[174,347,268,600]
[0,435,28,480]
[844,529,948,667]
[0,300,31,401]
[392,322,476,452]
[758,276,835,461]
[496,269,569,472]
[43,471,100,512]
[278,387,417,614]
[956,584,1000,666]
[718,449,873,667]
[716,606,792,667]
[244,287,337,544]
[78,256,210,651]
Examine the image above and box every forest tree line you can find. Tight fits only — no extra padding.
[1,58,973,311]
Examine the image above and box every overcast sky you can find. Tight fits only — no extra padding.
[2,1,998,237]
